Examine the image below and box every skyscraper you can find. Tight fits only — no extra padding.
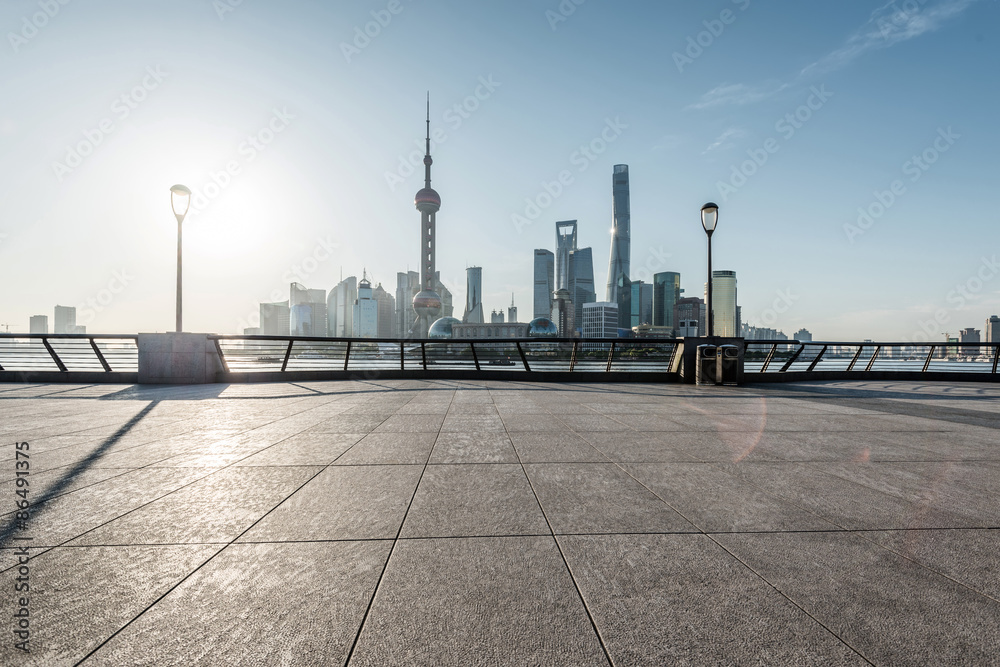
[653,272,681,330]
[327,276,357,337]
[396,271,419,338]
[29,315,48,334]
[352,274,378,338]
[411,96,443,338]
[675,297,705,337]
[582,302,619,339]
[54,305,76,334]
[568,247,596,332]
[705,270,738,337]
[555,220,578,291]
[630,281,653,327]
[507,294,518,324]
[260,301,289,336]
[463,266,484,323]
[986,315,1000,343]
[533,249,554,319]
[373,283,396,338]
[605,164,630,305]
[290,282,327,337]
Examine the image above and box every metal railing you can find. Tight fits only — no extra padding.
[210,335,683,376]
[744,340,1000,376]
[0,334,139,373]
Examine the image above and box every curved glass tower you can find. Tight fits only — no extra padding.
[605,164,630,303]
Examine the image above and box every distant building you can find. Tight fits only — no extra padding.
[435,272,454,318]
[633,324,676,339]
[507,295,518,324]
[959,328,980,343]
[653,272,681,330]
[582,302,618,339]
[630,281,653,328]
[464,266,484,323]
[555,221,578,292]
[551,288,575,337]
[260,301,290,335]
[533,249,555,319]
[396,271,419,337]
[54,305,76,334]
[675,297,705,337]
[291,283,327,337]
[705,270,738,337]
[744,326,789,341]
[29,315,48,334]
[986,316,1000,343]
[794,328,813,342]
[605,165,630,312]
[243,327,261,335]
[352,275,378,338]
[373,283,396,338]
[490,310,504,323]
[452,322,528,339]
[568,247,596,331]
[328,276,357,337]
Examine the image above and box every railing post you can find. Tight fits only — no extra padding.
[41,337,68,372]
[470,342,480,371]
[213,338,230,373]
[569,340,579,372]
[760,343,778,372]
[993,345,999,374]
[806,345,827,372]
[846,345,865,372]
[281,340,294,372]
[516,341,531,372]
[864,345,882,372]
[89,337,112,372]
[778,344,804,373]
[922,345,935,372]
[605,341,617,373]
[420,342,427,370]
[400,342,405,371]
[344,340,352,372]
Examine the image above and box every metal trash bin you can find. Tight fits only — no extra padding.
[719,344,741,385]
[696,344,719,385]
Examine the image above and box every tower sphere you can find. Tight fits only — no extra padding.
[415,187,441,212]
[412,289,442,318]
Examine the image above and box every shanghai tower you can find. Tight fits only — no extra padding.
[605,164,630,305]
[411,95,443,338]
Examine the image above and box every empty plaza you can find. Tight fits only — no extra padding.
[1,379,998,665]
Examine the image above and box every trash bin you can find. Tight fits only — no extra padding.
[719,344,741,385]
[696,344,719,385]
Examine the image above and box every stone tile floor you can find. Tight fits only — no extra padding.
[0,379,998,665]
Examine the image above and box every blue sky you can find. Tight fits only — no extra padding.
[1,0,997,340]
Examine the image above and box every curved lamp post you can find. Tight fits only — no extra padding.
[701,202,718,338]
[170,184,192,333]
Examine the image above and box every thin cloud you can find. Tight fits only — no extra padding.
[690,0,978,109]
[703,126,747,153]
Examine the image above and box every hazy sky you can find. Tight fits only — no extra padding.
[1,0,998,341]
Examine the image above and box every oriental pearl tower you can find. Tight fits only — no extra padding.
[411,95,443,338]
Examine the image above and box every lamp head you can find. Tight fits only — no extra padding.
[701,202,718,233]
[170,184,192,220]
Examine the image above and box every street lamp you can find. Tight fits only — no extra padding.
[170,184,192,333]
[701,202,718,338]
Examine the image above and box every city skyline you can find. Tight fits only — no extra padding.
[2,1,998,340]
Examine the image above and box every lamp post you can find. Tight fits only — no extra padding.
[701,202,718,338]
[170,184,192,333]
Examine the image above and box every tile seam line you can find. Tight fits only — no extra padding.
[491,386,616,667]
[342,386,455,665]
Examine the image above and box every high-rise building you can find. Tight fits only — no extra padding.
[582,302,619,339]
[605,164,630,307]
[373,283,396,338]
[568,247,596,332]
[675,297,705,337]
[396,271,419,338]
[291,283,327,337]
[490,310,504,323]
[794,328,814,342]
[533,249,554,319]
[411,97,443,338]
[435,273,453,318]
[653,272,681,330]
[463,266,484,323]
[54,305,76,334]
[260,301,290,335]
[555,220,578,291]
[507,294,518,324]
[352,275,378,338]
[630,281,653,327]
[551,288,575,337]
[615,273,632,330]
[705,270,738,337]
[29,315,48,334]
[985,316,1000,343]
[328,276,357,337]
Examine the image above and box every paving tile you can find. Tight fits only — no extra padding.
[240,465,422,541]
[84,541,389,667]
[69,466,320,545]
[350,536,608,666]
[401,464,548,538]
[524,463,694,534]
[333,432,436,465]
[579,432,703,462]
[232,432,364,466]
[373,414,445,433]
[429,432,519,463]
[501,414,567,432]
[0,544,218,666]
[623,463,839,532]
[560,534,866,665]
[716,531,1000,665]
[509,432,609,463]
